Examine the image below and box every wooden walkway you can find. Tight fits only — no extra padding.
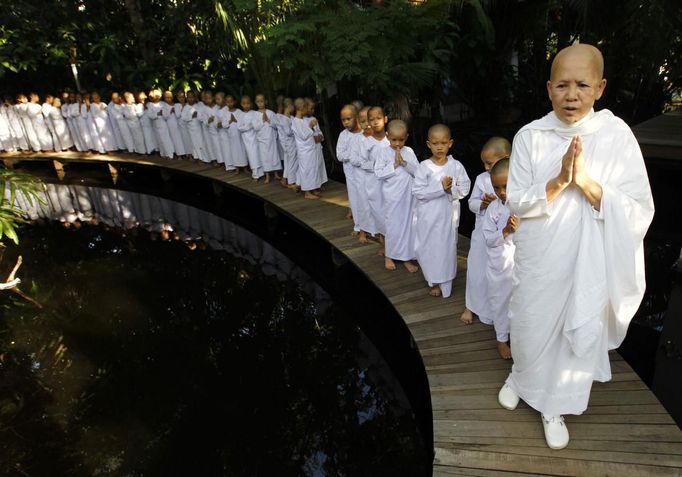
[4,151,682,477]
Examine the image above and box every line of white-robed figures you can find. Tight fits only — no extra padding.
[0,91,328,191]
[5,181,331,311]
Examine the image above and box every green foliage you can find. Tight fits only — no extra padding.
[0,167,45,244]
[261,0,458,99]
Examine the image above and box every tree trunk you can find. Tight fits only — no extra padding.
[124,0,150,63]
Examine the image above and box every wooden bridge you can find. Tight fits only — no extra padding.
[4,151,682,477]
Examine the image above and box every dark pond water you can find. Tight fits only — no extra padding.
[0,185,430,476]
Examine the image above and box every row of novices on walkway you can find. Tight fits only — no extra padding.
[0,44,660,452]
[0,90,327,191]
[5,182,331,313]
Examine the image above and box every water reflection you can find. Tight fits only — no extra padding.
[0,185,429,476]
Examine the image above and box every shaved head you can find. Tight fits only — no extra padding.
[428,123,451,139]
[387,119,407,134]
[551,43,604,81]
[341,104,357,116]
[490,157,509,177]
[482,136,511,158]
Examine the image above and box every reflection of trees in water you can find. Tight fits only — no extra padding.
[0,217,427,475]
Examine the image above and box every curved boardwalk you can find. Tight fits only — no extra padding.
[4,152,682,477]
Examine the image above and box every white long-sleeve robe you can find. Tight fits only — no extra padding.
[237,110,263,178]
[225,109,248,168]
[139,103,157,153]
[41,103,60,150]
[337,128,362,231]
[292,116,325,191]
[180,103,208,161]
[27,102,53,151]
[17,103,40,151]
[505,109,654,416]
[465,172,495,323]
[200,104,222,163]
[165,103,186,157]
[48,106,73,150]
[412,156,471,297]
[6,105,28,151]
[349,134,374,233]
[360,135,389,235]
[63,103,84,151]
[77,103,99,152]
[375,145,419,261]
[482,198,514,342]
[90,103,117,152]
[107,101,125,151]
[215,106,235,170]
[309,116,328,186]
[0,106,14,151]
[275,113,297,184]
[111,103,134,153]
[254,109,281,172]
[122,103,147,154]
[147,102,174,158]
[174,103,192,156]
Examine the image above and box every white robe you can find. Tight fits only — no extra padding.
[181,103,208,161]
[77,103,97,152]
[412,156,471,297]
[6,105,28,151]
[274,113,297,184]
[174,103,192,156]
[48,106,73,150]
[107,101,126,150]
[123,103,147,154]
[482,198,514,342]
[309,116,328,185]
[465,172,495,323]
[27,102,53,150]
[225,109,248,168]
[0,106,13,151]
[350,134,373,233]
[111,103,135,153]
[41,103,59,150]
[291,116,325,191]
[90,103,117,151]
[361,135,390,235]
[337,129,362,231]
[201,104,222,163]
[17,103,40,151]
[506,109,654,416]
[166,103,187,157]
[139,103,157,152]
[237,110,263,178]
[65,103,85,152]
[215,106,235,170]
[147,102,175,158]
[254,109,281,172]
[375,145,419,261]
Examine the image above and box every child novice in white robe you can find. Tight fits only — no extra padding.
[223,95,248,172]
[412,124,471,298]
[482,158,517,360]
[122,92,146,154]
[360,106,390,239]
[274,98,298,187]
[336,104,362,232]
[374,120,420,273]
[90,93,117,152]
[147,90,174,159]
[461,137,510,326]
[180,91,208,161]
[254,94,281,183]
[48,98,73,151]
[292,97,325,199]
[163,91,186,158]
[237,96,264,180]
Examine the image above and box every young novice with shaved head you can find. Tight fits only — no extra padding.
[374,119,420,272]
[361,106,390,253]
[412,124,471,298]
[292,97,324,199]
[336,104,362,232]
[498,43,654,450]
[482,157,517,360]
[461,136,511,325]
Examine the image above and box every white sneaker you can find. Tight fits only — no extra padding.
[498,383,519,410]
[542,414,569,449]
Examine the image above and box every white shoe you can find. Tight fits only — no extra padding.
[542,414,569,449]
[498,383,519,410]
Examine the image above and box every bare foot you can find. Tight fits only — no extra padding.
[385,257,396,270]
[280,178,288,188]
[460,308,474,325]
[404,261,419,273]
[312,189,322,196]
[359,231,369,244]
[304,192,320,200]
[275,173,282,180]
[429,285,442,297]
[351,230,359,237]
[497,341,512,360]
[377,247,385,257]
[346,209,352,220]
[264,174,271,184]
